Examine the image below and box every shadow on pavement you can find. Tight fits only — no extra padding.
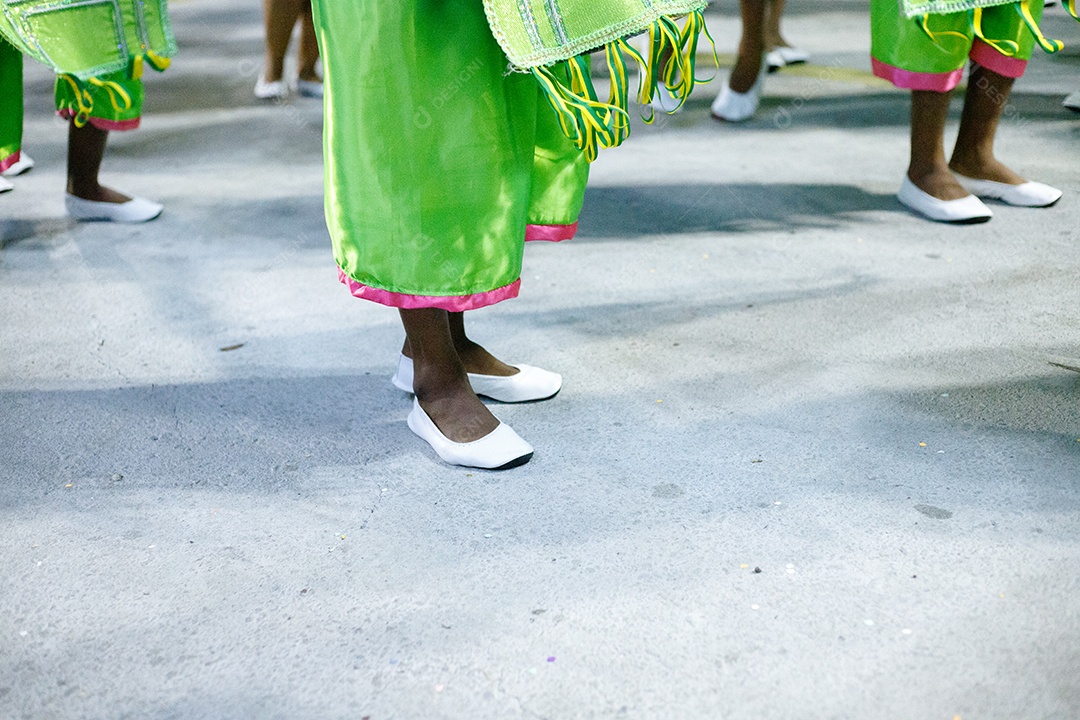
[578,182,898,237]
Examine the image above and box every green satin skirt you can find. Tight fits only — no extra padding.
[311,0,589,311]
[0,38,22,172]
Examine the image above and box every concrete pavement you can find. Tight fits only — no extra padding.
[1,1,1079,718]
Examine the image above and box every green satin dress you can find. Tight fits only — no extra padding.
[311,0,589,311]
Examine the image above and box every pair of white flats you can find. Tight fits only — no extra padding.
[255,76,323,100]
[392,355,562,471]
[898,174,1062,224]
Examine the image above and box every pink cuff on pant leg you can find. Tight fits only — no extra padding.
[57,109,141,131]
[969,39,1028,79]
[872,57,964,92]
[0,150,20,173]
[525,222,578,242]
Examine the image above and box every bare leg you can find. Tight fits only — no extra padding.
[402,311,518,377]
[907,89,969,201]
[66,122,130,204]
[948,64,1026,185]
[764,0,790,50]
[262,0,305,83]
[729,0,767,93]
[399,308,499,443]
[297,2,321,83]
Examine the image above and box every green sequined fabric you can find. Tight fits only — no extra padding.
[0,0,176,79]
[901,0,1014,19]
[484,0,708,69]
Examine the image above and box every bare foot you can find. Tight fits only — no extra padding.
[729,52,764,94]
[907,165,969,201]
[68,184,132,204]
[402,340,519,378]
[413,373,499,443]
[949,155,1026,185]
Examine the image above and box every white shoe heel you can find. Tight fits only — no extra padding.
[407,399,533,470]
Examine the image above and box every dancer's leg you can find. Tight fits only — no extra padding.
[262,0,304,83]
[67,122,131,203]
[402,312,518,378]
[297,1,321,83]
[907,90,969,201]
[764,0,790,50]
[948,64,1025,184]
[729,0,767,92]
[400,308,500,442]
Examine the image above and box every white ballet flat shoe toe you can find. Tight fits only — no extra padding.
[407,399,533,470]
[469,364,562,403]
[2,152,34,177]
[775,46,810,65]
[65,194,164,223]
[296,79,323,98]
[0,176,12,194]
[392,354,562,403]
[897,176,992,224]
[954,174,1062,208]
[255,76,288,100]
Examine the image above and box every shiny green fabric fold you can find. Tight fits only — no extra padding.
[312,0,588,309]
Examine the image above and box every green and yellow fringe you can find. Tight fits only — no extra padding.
[915,0,1078,56]
[531,10,717,162]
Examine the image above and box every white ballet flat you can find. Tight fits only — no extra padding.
[0,176,12,194]
[1065,91,1080,113]
[407,399,533,470]
[1,152,34,177]
[65,194,164,223]
[254,76,288,100]
[954,174,1062,208]
[774,46,810,65]
[711,59,765,122]
[296,79,323,99]
[392,354,562,403]
[897,176,992,224]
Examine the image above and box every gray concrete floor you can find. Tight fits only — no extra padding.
[2,1,1079,718]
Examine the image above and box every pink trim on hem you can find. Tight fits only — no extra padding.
[57,109,141,132]
[525,221,579,242]
[0,150,20,174]
[969,39,1028,79]
[871,57,963,92]
[337,268,521,311]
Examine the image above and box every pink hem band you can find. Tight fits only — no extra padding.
[525,221,579,242]
[338,268,521,311]
[0,150,20,173]
[969,39,1028,79]
[57,109,141,132]
[871,57,964,92]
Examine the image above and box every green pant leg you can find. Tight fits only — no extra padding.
[55,70,144,131]
[526,60,590,239]
[971,1,1041,72]
[0,37,23,171]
